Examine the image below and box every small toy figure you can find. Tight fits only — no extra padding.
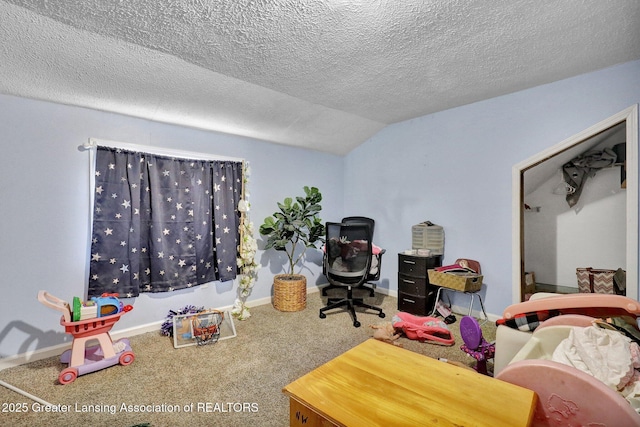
[369,322,402,347]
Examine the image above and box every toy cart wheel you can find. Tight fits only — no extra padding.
[119,351,135,366]
[59,367,78,385]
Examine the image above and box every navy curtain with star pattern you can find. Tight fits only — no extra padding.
[88,146,242,298]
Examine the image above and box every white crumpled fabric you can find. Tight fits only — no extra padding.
[552,326,632,389]
[552,326,640,411]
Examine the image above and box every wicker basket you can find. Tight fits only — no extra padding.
[273,274,307,312]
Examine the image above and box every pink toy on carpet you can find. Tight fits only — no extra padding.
[392,312,454,346]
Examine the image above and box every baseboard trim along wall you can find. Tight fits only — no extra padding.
[0,285,498,371]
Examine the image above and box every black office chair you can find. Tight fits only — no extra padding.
[319,222,386,327]
[321,216,385,297]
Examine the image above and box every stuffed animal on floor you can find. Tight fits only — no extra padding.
[369,322,402,347]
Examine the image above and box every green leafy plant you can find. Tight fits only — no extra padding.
[259,186,325,277]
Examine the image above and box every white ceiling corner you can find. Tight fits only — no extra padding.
[1,0,640,155]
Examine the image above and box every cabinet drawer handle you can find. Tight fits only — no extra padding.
[402,298,416,303]
[402,279,416,284]
[403,260,416,265]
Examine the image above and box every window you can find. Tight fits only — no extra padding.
[88,146,243,298]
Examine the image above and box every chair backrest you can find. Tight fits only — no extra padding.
[341,216,375,237]
[341,217,383,279]
[325,222,372,286]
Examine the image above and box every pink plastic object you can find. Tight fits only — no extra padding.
[536,314,595,330]
[502,294,640,320]
[59,311,128,367]
[497,359,640,426]
[392,312,455,345]
[460,316,495,375]
[38,290,134,384]
[58,338,134,385]
[37,291,72,322]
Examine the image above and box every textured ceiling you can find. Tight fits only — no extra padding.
[1,1,640,155]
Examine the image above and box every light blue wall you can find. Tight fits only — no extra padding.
[2,59,639,359]
[0,94,343,358]
[344,59,640,315]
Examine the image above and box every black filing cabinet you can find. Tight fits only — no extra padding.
[398,253,443,315]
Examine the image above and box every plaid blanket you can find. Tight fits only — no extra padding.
[496,309,561,332]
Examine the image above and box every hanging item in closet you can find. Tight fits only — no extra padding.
[612,143,627,188]
[562,148,616,207]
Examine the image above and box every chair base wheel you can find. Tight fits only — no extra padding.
[378,312,386,318]
[319,312,326,319]
[353,320,361,327]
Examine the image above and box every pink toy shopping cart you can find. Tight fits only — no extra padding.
[38,291,135,384]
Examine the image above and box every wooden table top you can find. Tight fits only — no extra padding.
[283,339,536,427]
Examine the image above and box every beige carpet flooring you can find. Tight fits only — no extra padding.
[0,290,496,427]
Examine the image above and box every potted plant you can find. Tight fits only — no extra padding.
[259,186,325,311]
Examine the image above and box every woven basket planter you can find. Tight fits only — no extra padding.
[273,274,307,312]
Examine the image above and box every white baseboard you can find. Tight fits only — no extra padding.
[0,285,496,371]
[0,285,496,407]
[0,319,167,372]
[0,343,71,372]
[450,304,500,323]
[0,299,263,372]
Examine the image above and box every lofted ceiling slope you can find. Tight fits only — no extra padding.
[1,1,640,155]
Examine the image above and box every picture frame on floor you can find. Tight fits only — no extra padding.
[172,309,237,348]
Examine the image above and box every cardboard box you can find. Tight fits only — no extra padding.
[428,269,483,292]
